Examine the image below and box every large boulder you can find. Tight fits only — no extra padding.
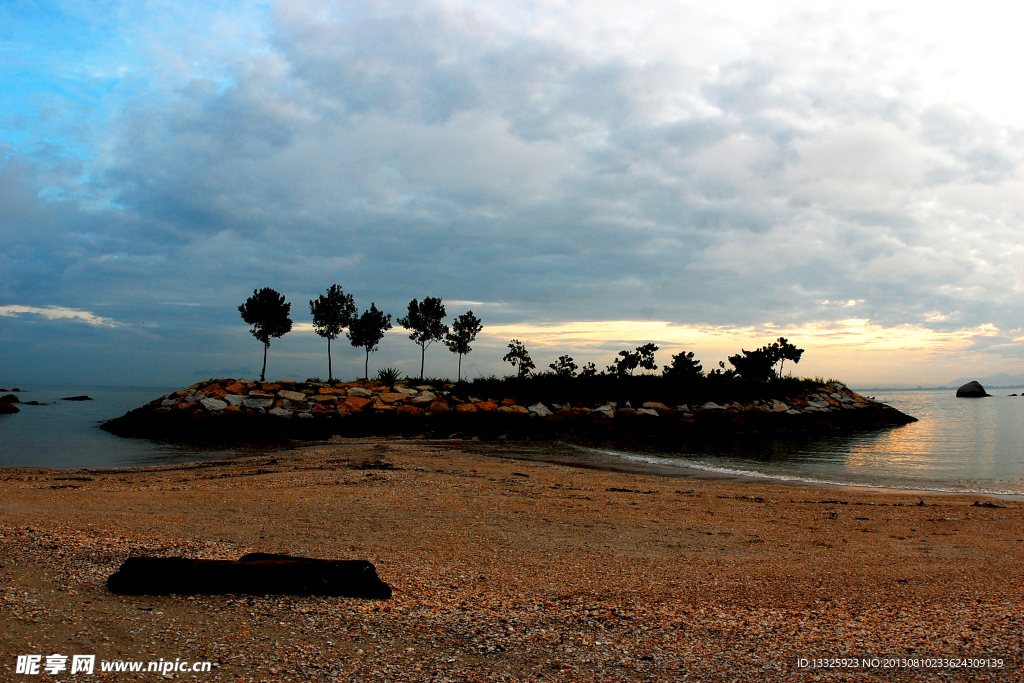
[0,400,19,414]
[956,381,990,398]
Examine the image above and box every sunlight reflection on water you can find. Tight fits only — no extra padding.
[596,389,1024,494]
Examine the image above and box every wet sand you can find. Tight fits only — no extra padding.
[1,438,1021,681]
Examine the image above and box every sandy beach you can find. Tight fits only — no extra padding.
[2,438,1021,681]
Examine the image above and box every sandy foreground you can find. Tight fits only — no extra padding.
[1,438,1021,682]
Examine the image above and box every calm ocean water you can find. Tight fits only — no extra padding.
[0,385,245,469]
[1,385,1023,494]
[577,388,1024,495]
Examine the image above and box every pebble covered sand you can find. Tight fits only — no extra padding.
[1,439,1021,681]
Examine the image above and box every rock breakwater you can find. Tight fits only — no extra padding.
[101,378,917,445]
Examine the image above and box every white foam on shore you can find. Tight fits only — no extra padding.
[574,446,1024,497]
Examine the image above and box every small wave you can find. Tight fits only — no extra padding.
[572,446,1024,497]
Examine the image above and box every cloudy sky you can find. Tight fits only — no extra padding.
[1,0,1022,388]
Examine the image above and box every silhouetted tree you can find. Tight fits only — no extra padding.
[503,340,535,378]
[707,360,737,379]
[444,311,483,381]
[636,343,659,372]
[398,297,448,380]
[728,338,806,381]
[728,347,776,381]
[309,284,357,382]
[608,351,635,376]
[579,362,598,378]
[608,343,659,377]
[663,350,703,380]
[773,337,805,376]
[238,287,293,382]
[347,304,393,380]
[549,355,578,378]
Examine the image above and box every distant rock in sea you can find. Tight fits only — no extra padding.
[0,400,19,414]
[61,395,94,401]
[2,394,19,403]
[955,381,990,398]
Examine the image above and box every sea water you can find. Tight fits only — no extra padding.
[579,388,1024,495]
[2,385,1023,494]
[0,385,244,469]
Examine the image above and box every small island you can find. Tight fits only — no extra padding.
[102,374,915,446]
[102,312,917,447]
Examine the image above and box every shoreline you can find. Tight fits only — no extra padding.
[6,435,1022,500]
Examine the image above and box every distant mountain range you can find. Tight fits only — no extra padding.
[855,372,1024,392]
[947,373,1024,388]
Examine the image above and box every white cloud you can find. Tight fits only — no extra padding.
[0,305,120,327]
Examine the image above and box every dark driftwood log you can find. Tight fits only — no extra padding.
[107,553,391,599]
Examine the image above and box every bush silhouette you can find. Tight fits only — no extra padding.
[549,355,578,378]
[608,343,659,377]
[663,350,703,380]
[728,338,805,381]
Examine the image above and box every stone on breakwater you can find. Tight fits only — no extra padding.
[956,381,990,398]
[278,390,307,402]
[347,387,373,398]
[244,398,273,409]
[499,405,530,415]
[528,403,553,417]
[410,392,436,404]
[344,396,372,411]
[428,401,452,414]
[200,398,227,411]
[396,405,425,417]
